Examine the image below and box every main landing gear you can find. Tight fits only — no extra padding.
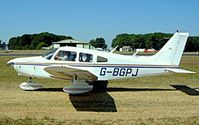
[19,77,43,91]
[63,75,108,94]
[19,77,108,95]
[63,80,109,95]
[63,80,94,95]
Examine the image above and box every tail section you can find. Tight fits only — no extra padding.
[152,32,189,65]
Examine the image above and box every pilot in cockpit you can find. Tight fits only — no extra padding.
[62,51,70,61]
[55,51,70,61]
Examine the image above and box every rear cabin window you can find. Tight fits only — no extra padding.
[97,56,108,62]
[79,53,93,62]
[54,50,77,61]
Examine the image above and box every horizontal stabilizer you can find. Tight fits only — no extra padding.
[166,68,196,74]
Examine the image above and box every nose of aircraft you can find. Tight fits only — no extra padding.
[7,56,43,66]
[7,59,16,66]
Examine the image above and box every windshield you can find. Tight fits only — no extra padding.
[42,48,58,60]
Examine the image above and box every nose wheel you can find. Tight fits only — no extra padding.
[19,77,43,91]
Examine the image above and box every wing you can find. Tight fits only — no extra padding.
[44,66,98,81]
[166,68,196,74]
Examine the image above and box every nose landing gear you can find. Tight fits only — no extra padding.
[19,77,43,91]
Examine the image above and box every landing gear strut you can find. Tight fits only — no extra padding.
[19,77,43,91]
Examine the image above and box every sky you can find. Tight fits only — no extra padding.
[0,0,199,47]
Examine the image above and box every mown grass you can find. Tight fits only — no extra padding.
[0,50,48,54]
[0,50,197,55]
[0,56,199,124]
[1,116,199,125]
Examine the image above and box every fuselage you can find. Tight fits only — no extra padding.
[7,46,178,81]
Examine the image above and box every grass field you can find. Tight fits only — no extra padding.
[0,50,198,55]
[0,50,48,55]
[0,55,199,125]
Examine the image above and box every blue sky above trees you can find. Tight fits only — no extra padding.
[0,0,199,47]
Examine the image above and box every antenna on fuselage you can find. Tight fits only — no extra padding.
[132,51,139,57]
[110,45,118,53]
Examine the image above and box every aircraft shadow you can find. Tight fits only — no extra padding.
[69,92,117,112]
[35,86,199,97]
[107,87,174,92]
[171,85,199,96]
[34,86,199,112]
[35,88,63,92]
[36,87,174,92]
[35,88,117,112]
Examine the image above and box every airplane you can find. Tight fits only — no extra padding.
[7,32,195,94]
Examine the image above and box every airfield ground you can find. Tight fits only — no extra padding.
[0,55,199,125]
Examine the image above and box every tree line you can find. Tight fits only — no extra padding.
[8,32,73,50]
[8,32,107,50]
[112,32,199,52]
[89,38,107,50]
[8,32,199,52]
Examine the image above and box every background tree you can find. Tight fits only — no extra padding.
[112,32,185,51]
[89,37,107,49]
[8,37,21,49]
[8,32,72,50]
[35,42,48,50]
[20,34,33,49]
[185,37,199,52]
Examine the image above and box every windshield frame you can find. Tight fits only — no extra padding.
[42,48,58,60]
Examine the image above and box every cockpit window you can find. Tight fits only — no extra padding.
[42,48,58,60]
[79,53,93,62]
[54,50,77,61]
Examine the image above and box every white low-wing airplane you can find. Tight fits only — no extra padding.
[7,32,195,94]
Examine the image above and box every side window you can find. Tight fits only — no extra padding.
[79,53,93,62]
[54,50,77,61]
[97,56,108,62]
